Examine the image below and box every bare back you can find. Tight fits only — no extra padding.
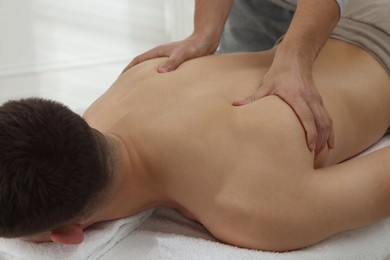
[84,39,390,250]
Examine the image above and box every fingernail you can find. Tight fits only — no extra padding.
[159,66,170,73]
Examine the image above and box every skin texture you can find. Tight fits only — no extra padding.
[122,0,341,156]
[22,39,390,251]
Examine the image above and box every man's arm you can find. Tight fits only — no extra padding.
[192,0,233,48]
[235,0,342,155]
[279,0,340,69]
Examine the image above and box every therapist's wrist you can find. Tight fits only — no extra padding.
[190,31,221,52]
[275,41,316,69]
[192,27,222,42]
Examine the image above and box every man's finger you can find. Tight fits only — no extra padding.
[327,121,335,149]
[130,51,157,67]
[305,95,334,155]
[121,63,133,75]
[314,123,329,156]
[232,96,256,106]
[317,108,334,151]
[232,85,270,106]
[309,104,330,156]
[158,58,181,73]
[121,54,153,75]
[122,47,171,74]
[283,96,318,152]
[158,49,197,73]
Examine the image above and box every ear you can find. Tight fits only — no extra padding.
[50,224,84,245]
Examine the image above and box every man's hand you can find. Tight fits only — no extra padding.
[121,0,232,74]
[232,0,340,156]
[233,57,335,156]
[121,34,220,75]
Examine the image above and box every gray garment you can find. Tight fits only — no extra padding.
[219,0,349,53]
[331,0,390,75]
[220,0,390,74]
[219,0,294,52]
[270,0,349,15]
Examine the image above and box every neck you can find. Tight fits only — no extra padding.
[87,132,167,224]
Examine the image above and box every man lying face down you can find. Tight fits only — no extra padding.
[0,10,390,250]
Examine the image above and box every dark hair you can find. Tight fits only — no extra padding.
[0,98,109,238]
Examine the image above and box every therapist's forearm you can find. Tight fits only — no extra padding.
[277,0,340,66]
[193,0,233,40]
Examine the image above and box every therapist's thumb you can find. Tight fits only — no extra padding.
[158,58,183,73]
[233,85,270,106]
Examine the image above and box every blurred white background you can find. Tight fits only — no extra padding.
[0,0,194,114]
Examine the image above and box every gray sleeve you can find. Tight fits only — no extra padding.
[335,0,348,16]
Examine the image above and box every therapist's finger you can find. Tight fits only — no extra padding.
[232,85,271,106]
[158,55,183,73]
[283,95,318,153]
[328,122,335,149]
[312,104,331,156]
[313,103,334,156]
[158,49,192,73]
[122,47,169,74]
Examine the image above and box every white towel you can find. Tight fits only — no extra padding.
[102,207,390,260]
[0,209,153,260]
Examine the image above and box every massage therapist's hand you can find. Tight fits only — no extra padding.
[121,0,233,74]
[233,54,335,157]
[231,0,340,157]
[121,33,220,74]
